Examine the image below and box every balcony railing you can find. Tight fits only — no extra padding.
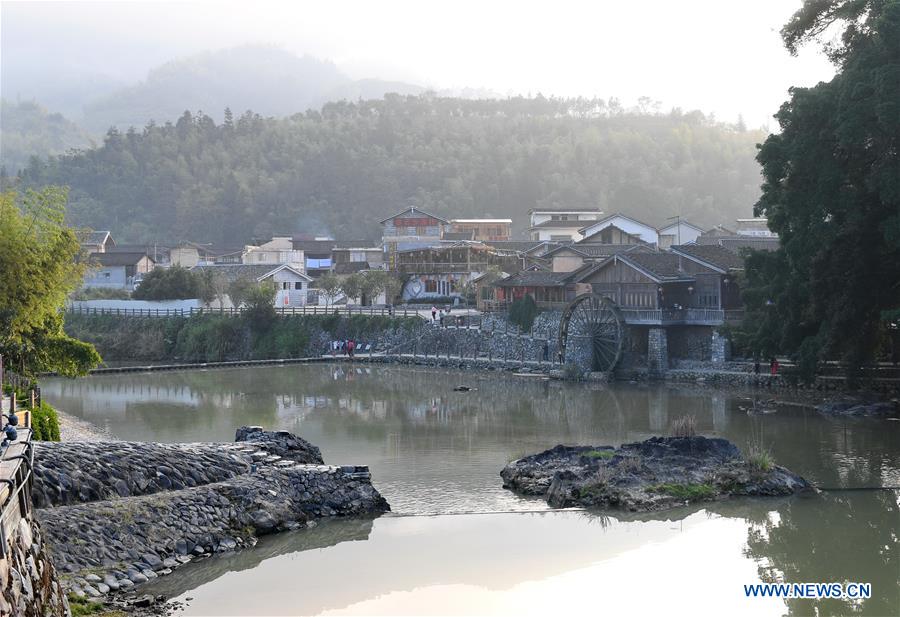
[620,308,725,325]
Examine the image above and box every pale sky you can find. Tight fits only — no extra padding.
[1,0,836,128]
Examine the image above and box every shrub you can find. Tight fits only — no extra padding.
[31,402,61,441]
[563,362,583,381]
[132,265,202,300]
[670,415,697,437]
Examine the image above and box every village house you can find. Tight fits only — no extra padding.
[241,237,304,269]
[577,213,659,245]
[380,207,449,268]
[191,263,313,308]
[395,243,521,303]
[79,230,115,254]
[657,219,705,249]
[169,242,243,267]
[696,219,780,252]
[527,207,602,242]
[332,246,385,271]
[83,252,155,291]
[449,219,512,242]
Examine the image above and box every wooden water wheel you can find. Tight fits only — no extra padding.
[558,293,624,372]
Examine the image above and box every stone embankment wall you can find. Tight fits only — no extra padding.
[33,428,388,599]
[0,430,68,616]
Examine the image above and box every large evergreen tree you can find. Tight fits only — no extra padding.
[742,0,899,377]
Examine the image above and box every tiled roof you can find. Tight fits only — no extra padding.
[378,206,449,224]
[619,253,693,282]
[89,252,152,267]
[695,236,780,253]
[81,230,113,245]
[494,270,573,287]
[442,231,476,241]
[191,263,309,282]
[671,244,745,271]
[528,207,601,213]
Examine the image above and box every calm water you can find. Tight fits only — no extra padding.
[43,365,900,616]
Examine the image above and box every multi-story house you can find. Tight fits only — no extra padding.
[380,207,449,268]
[449,219,512,242]
[527,208,602,241]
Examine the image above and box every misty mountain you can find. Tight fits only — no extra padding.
[80,46,424,132]
[19,95,764,245]
[0,100,93,173]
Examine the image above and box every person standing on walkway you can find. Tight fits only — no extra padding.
[431,306,437,322]
[348,339,355,359]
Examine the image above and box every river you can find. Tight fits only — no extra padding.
[42,364,900,616]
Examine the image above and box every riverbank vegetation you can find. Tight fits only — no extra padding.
[63,313,419,363]
[0,187,101,378]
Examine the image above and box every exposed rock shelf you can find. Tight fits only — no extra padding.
[501,436,811,511]
[32,428,323,508]
[33,427,387,599]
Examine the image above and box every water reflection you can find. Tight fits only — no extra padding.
[139,493,898,616]
[43,365,900,514]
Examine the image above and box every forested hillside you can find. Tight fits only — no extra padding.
[20,95,765,244]
[0,100,92,173]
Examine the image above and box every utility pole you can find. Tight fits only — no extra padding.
[667,215,682,246]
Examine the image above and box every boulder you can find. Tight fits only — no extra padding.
[234,426,324,464]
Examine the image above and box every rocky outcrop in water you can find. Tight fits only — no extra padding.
[501,436,811,511]
[234,426,324,463]
[816,396,899,418]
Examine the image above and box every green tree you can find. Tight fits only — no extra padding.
[340,273,364,304]
[0,188,101,377]
[742,0,899,380]
[508,295,539,332]
[241,281,277,332]
[315,272,344,309]
[132,265,201,300]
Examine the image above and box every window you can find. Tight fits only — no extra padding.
[257,253,267,262]
[350,251,366,262]
[294,282,303,290]
[425,280,437,293]
[103,271,111,278]
[282,282,290,290]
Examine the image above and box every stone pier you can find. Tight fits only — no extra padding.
[647,327,669,377]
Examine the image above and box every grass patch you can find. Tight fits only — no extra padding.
[648,483,716,500]
[747,447,774,473]
[68,595,105,616]
[582,449,614,460]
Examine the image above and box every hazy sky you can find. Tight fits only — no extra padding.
[2,0,835,128]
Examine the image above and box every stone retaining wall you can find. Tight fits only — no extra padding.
[39,463,388,598]
[1,515,69,616]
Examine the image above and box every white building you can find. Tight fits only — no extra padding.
[657,219,705,249]
[735,218,777,237]
[191,263,313,307]
[527,208,602,241]
[241,237,305,270]
[578,213,659,245]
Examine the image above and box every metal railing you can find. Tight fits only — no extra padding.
[0,412,33,558]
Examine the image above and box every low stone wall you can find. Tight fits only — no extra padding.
[39,463,388,597]
[0,432,68,617]
[32,429,323,508]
